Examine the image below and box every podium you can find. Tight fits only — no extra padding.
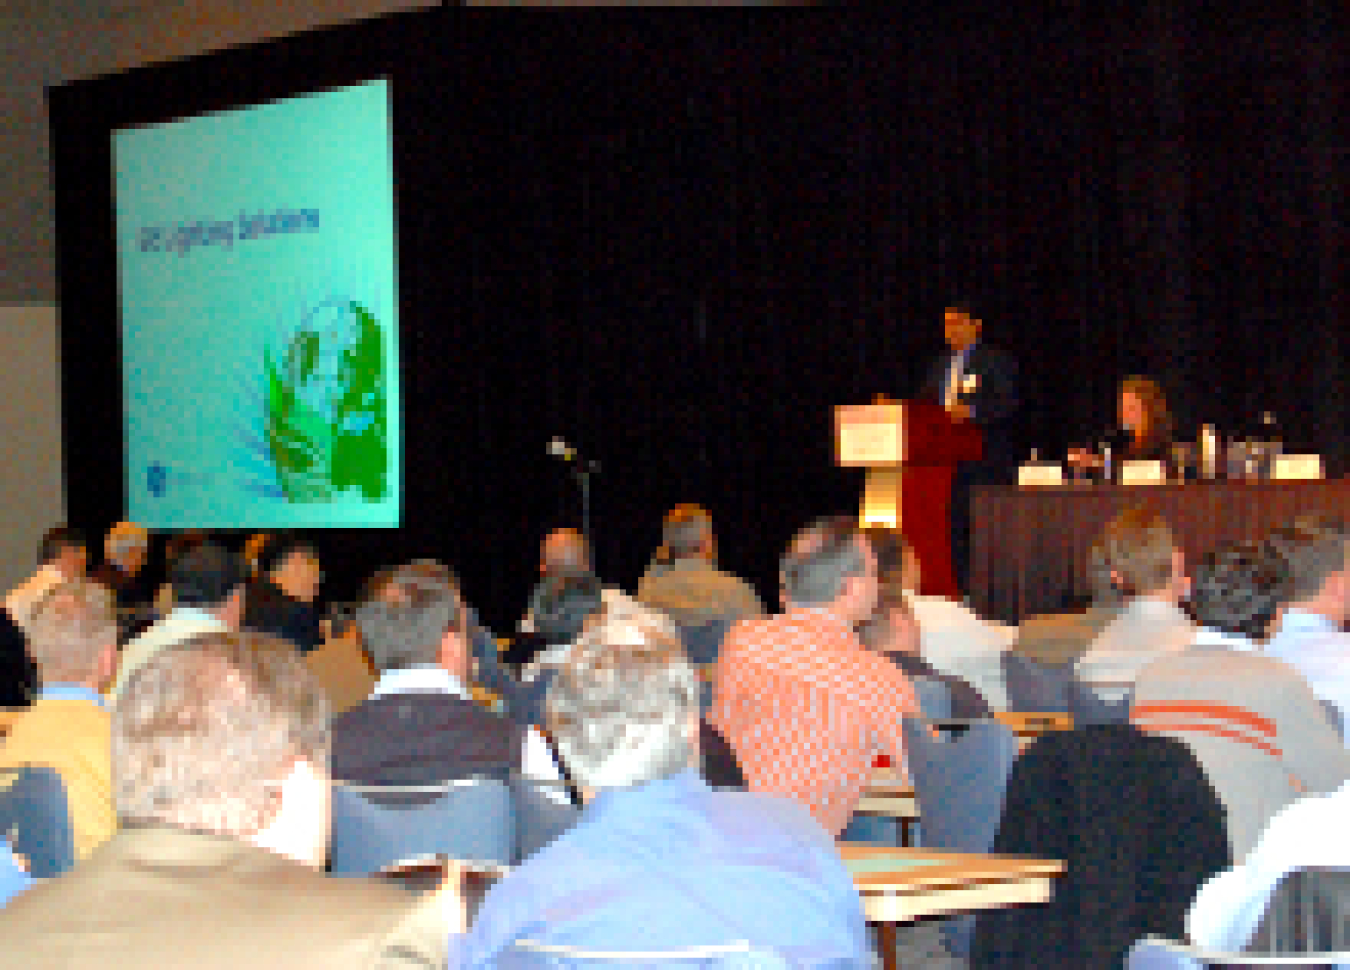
[835,401,983,599]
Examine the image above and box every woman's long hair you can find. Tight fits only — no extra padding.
[1121,375,1174,450]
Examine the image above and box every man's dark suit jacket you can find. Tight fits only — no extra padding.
[243,577,321,654]
[90,562,154,611]
[919,340,1021,478]
[330,690,523,785]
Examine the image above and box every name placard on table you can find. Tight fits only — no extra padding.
[1120,460,1165,486]
[1017,463,1064,488]
[1273,454,1324,480]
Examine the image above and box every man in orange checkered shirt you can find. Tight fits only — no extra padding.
[709,516,921,836]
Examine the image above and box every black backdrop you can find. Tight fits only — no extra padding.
[49,6,1348,631]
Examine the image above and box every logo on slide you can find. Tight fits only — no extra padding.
[146,463,168,497]
[264,298,388,503]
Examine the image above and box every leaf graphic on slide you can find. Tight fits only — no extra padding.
[330,301,388,500]
[265,341,333,503]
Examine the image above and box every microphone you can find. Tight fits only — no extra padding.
[548,437,576,461]
[548,437,600,473]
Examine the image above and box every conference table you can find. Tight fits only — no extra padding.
[970,477,1350,623]
[841,844,1064,970]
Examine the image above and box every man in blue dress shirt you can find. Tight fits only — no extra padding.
[1265,522,1350,744]
[443,604,871,968]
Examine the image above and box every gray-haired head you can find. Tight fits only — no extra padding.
[660,504,714,562]
[780,515,868,607]
[546,599,696,790]
[355,560,463,672]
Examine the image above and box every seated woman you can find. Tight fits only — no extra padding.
[1068,375,1175,473]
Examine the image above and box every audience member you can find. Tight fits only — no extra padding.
[869,526,1012,710]
[1013,535,1126,667]
[0,525,82,706]
[1131,540,1350,862]
[711,515,919,835]
[243,532,324,653]
[857,532,990,719]
[518,527,593,634]
[0,838,33,908]
[152,528,208,613]
[331,560,565,797]
[4,526,87,632]
[1264,521,1350,736]
[1075,506,1194,701]
[517,568,745,791]
[1187,776,1350,953]
[636,503,765,629]
[0,631,447,967]
[90,521,151,609]
[0,580,117,861]
[446,608,870,966]
[110,542,247,701]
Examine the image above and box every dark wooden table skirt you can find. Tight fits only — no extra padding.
[970,478,1350,624]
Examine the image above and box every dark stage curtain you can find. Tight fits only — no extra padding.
[54,6,1349,631]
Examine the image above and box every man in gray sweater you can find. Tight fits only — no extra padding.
[1131,540,1350,863]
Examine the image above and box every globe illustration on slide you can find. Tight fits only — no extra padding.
[264,298,389,503]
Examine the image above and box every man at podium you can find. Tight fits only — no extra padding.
[918,298,1020,594]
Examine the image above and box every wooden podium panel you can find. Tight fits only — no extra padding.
[837,402,982,599]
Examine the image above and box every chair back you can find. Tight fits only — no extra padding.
[1001,652,1071,713]
[900,715,1019,956]
[1250,868,1350,956]
[1127,935,1350,968]
[501,938,788,969]
[0,765,74,879]
[911,676,953,720]
[509,776,579,865]
[1069,675,1134,725]
[330,776,514,875]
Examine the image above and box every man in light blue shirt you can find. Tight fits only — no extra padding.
[1264,523,1350,742]
[0,839,34,908]
[443,606,870,968]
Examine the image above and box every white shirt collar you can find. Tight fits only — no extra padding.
[369,664,471,701]
[1192,627,1259,652]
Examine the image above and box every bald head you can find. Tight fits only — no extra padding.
[541,528,591,576]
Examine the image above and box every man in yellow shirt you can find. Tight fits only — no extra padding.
[0,580,117,861]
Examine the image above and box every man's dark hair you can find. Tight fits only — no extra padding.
[38,525,87,565]
[781,515,868,607]
[1186,540,1289,639]
[255,532,318,578]
[529,568,604,645]
[171,543,247,608]
[862,526,909,578]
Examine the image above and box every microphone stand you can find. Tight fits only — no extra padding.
[554,444,601,549]
[575,462,594,551]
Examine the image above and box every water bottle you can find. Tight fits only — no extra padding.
[1200,425,1219,479]
[1260,412,1282,478]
